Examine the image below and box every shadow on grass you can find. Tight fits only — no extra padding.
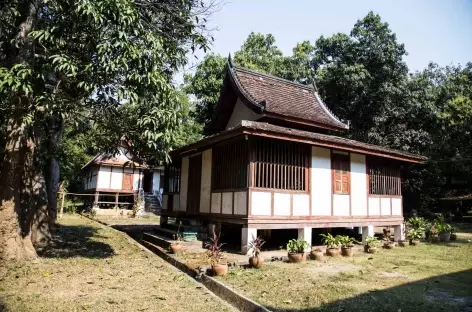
[38,225,115,259]
[263,269,472,312]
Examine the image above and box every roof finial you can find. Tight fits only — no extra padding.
[228,53,234,68]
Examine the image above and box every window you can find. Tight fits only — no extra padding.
[212,137,248,190]
[332,153,350,194]
[252,137,310,191]
[368,159,401,196]
[164,164,181,193]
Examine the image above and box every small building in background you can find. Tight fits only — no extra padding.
[81,148,164,214]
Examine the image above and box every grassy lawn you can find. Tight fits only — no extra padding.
[0,215,232,312]
[217,229,472,312]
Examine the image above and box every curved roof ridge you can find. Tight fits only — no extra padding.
[233,65,315,91]
[313,92,349,129]
[227,62,265,111]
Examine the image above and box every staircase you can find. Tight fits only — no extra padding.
[144,192,162,214]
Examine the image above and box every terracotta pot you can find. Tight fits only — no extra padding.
[212,264,228,276]
[431,236,440,243]
[368,246,377,254]
[288,252,306,263]
[411,240,420,246]
[326,248,340,257]
[249,255,264,268]
[439,232,451,242]
[170,243,182,254]
[383,242,395,249]
[398,240,410,247]
[364,245,370,253]
[341,246,354,257]
[310,250,324,261]
[451,234,457,241]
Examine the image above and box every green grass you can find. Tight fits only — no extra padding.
[0,215,231,312]
[218,231,472,312]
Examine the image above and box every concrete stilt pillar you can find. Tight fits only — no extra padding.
[357,227,363,235]
[362,225,374,244]
[394,223,405,241]
[298,227,312,251]
[241,227,257,255]
[208,224,216,237]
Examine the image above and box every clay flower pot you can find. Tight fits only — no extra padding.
[450,234,457,241]
[288,252,306,263]
[439,232,451,242]
[212,264,228,276]
[170,243,182,254]
[383,242,395,249]
[341,246,354,257]
[411,240,420,246]
[398,240,410,247]
[249,255,264,268]
[326,248,340,257]
[431,236,440,243]
[364,245,370,253]
[310,249,324,261]
[368,246,377,254]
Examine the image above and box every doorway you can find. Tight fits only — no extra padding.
[142,171,153,193]
[187,154,202,213]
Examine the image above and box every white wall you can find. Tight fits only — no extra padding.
[211,192,221,213]
[234,191,247,215]
[311,147,332,216]
[222,192,233,214]
[368,197,380,216]
[381,197,391,216]
[152,171,160,193]
[333,194,350,216]
[133,171,141,191]
[392,198,402,215]
[200,149,212,213]
[274,193,290,216]
[293,194,310,216]
[179,156,189,212]
[110,167,123,190]
[350,153,368,216]
[226,98,260,129]
[97,166,111,189]
[251,191,271,216]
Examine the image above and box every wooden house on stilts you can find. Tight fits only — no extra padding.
[162,56,426,253]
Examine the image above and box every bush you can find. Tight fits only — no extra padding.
[286,238,309,254]
[319,233,340,249]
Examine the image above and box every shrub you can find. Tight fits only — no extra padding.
[407,228,424,240]
[407,216,427,230]
[364,236,378,247]
[247,235,265,257]
[337,235,355,248]
[319,233,340,249]
[286,238,309,254]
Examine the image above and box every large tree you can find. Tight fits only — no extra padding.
[0,0,215,261]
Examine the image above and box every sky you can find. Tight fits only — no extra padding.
[189,0,472,73]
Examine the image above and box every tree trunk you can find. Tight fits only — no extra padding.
[45,116,64,227]
[0,120,37,262]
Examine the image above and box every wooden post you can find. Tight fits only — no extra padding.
[59,192,65,218]
[115,192,119,209]
[94,192,99,208]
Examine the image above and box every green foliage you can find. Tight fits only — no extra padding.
[407,228,424,240]
[286,238,309,254]
[319,233,340,249]
[205,232,225,266]
[407,217,427,231]
[337,235,355,248]
[364,236,378,247]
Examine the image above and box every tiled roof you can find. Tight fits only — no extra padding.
[240,121,426,162]
[230,65,349,131]
[81,153,143,170]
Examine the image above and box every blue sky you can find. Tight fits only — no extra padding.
[190,0,472,73]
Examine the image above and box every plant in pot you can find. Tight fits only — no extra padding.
[429,225,440,243]
[435,218,452,242]
[205,232,227,276]
[286,238,309,263]
[170,221,183,254]
[383,236,395,249]
[338,235,355,257]
[407,228,423,246]
[383,227,392,238]
[407,216,426,231]
[247,235,265,268]
[320,233,340,257]
[364,236,379,253]
[450,226,457,241]
[310,248,324,261]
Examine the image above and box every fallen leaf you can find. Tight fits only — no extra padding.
[283,299,292,304]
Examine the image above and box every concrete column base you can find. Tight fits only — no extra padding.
[298,227,312,252]
[394,223,405,241]
[362,225,374,244]
[241,227,257,255]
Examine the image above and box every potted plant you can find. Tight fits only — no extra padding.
[398,239,410,247]
[407,216,426,231]
[247,235,265,268]
[364,236,379,253]
[310,248,324,261]
[383,227,391,238]
[320,233,340,257]
[436,220,452,242]
[429,225,439,243]
[170,221,183,254]
[450,226,457,241]
[383,237,395,249]
[286,238,309,263]
[407,228,423,246]
[205,232,227,276]
[338,235,355,257]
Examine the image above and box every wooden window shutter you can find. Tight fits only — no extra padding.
[332,153,350,194]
